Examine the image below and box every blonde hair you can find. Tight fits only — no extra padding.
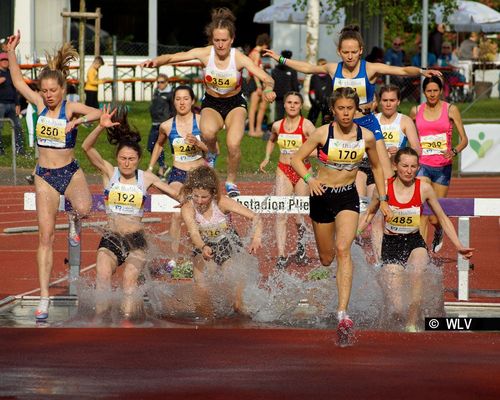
[38,43,78,88]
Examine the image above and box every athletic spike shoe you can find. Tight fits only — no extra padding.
[432,226,444,253]
[68,216,81,247]
[276,256,288,270]
[206,152,218,169]
[225,182,240,198]
[336,314,355,348]
[35,297,50,320]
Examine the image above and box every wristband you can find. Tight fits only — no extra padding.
[81,115,88,123]
[279,56,287,65]
[303,173,312,183]
[148,165,154,171]
[452,148,458,156]
[263,88,273,94]
[264,154,270,161]
[378,195,389,202]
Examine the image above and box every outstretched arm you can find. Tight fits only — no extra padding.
[81,105,118,178]
[263,49,333,75]
[219,196,262,254]
[423,182,474,259]
[148,120,171,171]
[5,31,43,108]
[141,47,208,68]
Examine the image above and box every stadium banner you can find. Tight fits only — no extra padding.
[460,124,500,174]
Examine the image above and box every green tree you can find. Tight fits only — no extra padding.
[294,0,459,35]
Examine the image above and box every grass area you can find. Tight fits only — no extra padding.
[1,98,499,175]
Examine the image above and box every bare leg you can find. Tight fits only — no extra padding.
[200,108,224,155]
[406,248,429,329]
[254,97,268,137]
[35,176,61,298]
[95,248,117,316]
[224,107,247,184]
[121,250,146,318]
[275,169,293,257]
[380,263,406,329]
[168,182,184,255]
[334,210,359,313]
[247,91,260,137]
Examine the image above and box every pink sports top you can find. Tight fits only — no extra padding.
[194,200,231,241]
[203,47,242,95]
[415,102,453,167]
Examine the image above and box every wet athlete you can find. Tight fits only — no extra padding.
[291,87,391,347]
[359,147,473,331]
[259,91,315,269]
[6,31,102,320]
[82,106,178,320]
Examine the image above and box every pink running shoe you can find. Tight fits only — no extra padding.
[336,316,355,347]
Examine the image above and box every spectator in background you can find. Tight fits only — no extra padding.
[247,33,271,138]
[147,73,173,178]
[84,55,104,109]
[272,50,299,121]
[428,24,445,59]
[459,32,480,60]
[66,84,80,103]
[366,46,385,63]
[384,37,405,67]
[308,58,332,125]
[411,43,437,68]
[0,52,24,156]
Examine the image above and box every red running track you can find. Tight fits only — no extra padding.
[0,179,500,399]
[0,328,499,399]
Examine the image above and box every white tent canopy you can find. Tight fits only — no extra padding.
[253,1,345,25]
[412,0,500,32]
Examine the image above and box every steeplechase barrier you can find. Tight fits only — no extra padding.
[21,193,500,300]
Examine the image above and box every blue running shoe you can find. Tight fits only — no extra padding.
[225,182,240,198]
[35,297,50,320]
[206,152,218,169]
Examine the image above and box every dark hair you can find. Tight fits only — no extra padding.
[379,84,401,100]
[38,43,78,89]
[173,85,196,114]
[182,165,221,202]
[338,25,364,50]
[173,85,195,101]
[422,75,443,91]
[205,7,236,42]
[284,91,303,104]
[329,87,360,110]
[106,105,142,158]
[94,56,104,66]
[281,49,293,59]
[394,147,419,165]
[256,33,270,47]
